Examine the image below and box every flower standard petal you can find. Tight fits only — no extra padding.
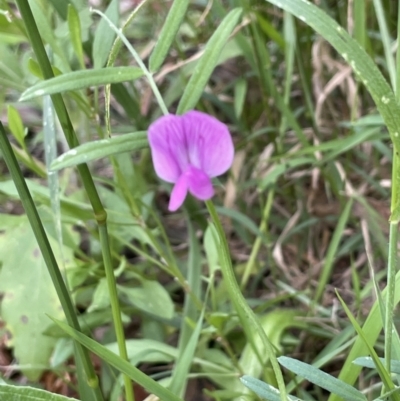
[148,114,187,183]
[181,110,234,177]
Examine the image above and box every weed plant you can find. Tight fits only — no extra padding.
[0,0,399,401]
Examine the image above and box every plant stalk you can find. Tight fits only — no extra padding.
[0,122,104,401]
[15,2,133,400]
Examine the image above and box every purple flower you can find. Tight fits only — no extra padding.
[148,111,234,211]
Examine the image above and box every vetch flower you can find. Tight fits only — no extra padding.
[148,110,234,211]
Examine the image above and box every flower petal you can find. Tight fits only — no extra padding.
[181,111,234,177]
[169,174,188,211]
[148,114,187,183]
[186,166,214,200]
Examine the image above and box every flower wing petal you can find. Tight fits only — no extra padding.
[148,114,187,183]
[182,111,234,177]
[187,166,214,200]
[169,174,188,211]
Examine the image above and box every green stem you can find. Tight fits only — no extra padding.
[91,8,168,116]
[15,2,133,400]
[0,122,104,401]
[99,225,134,401]
[385,222,397,375]
[206,200,288,401]
[241,190,274,289]
[385,149,400,380]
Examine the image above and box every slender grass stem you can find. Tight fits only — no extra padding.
[241,190,274,289]
[15,2,133,400]
[0,122,104,401]
[206,200,288,401]
[98,225,134,401]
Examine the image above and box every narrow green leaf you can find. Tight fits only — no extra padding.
[353,357,400,374]
[92,0,118,68]
[337,292,400,401]
[278,356,367,401]
[149,0,190,72]
[50,318,184,401]
[177,8,242,114]
[7,104,25,147]
[240,376,302,401]
[234,78,247,118]
[0,384,78,401]
[50,131,148,171]
[67,4,84,69]
[169,311,204,397]
[20,67,144,100]
[315,199,353,302]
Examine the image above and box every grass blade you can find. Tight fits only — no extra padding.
[177,8,242,114]
[50,318,185,401]
[149,0,190,73]
[278,356,367,401]
[336,291,400,401]
[50,131,148,171]
[20,67,144,100]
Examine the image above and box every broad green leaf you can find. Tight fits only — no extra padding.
[119,280,174,319]
[278,356,367,401]
[240,376,302,401]
[50,318,184,401]
[67,4,84,68]
[0,213,25,230]
[149,0,189,72]
[0,220,68,380]
[7,105,26,148]
[0,384,78,401]
[177,8,242,114]
[20,67,144,101]
[92,0,118,68]
[50,131,148,171]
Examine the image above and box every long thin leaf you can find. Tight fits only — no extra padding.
[50,318,185,401]
[50,131,148,171]
[20,67,144,100]
[177,8,242,114]
[0,384,78,401]
[240,375,302,401]
[337,292,400,401]
[278,356,367,401]
[149,0,190,72]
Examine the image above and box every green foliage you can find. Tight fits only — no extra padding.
[0,384,79,401]
[0,0,400,400]
[0,219,67,380]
